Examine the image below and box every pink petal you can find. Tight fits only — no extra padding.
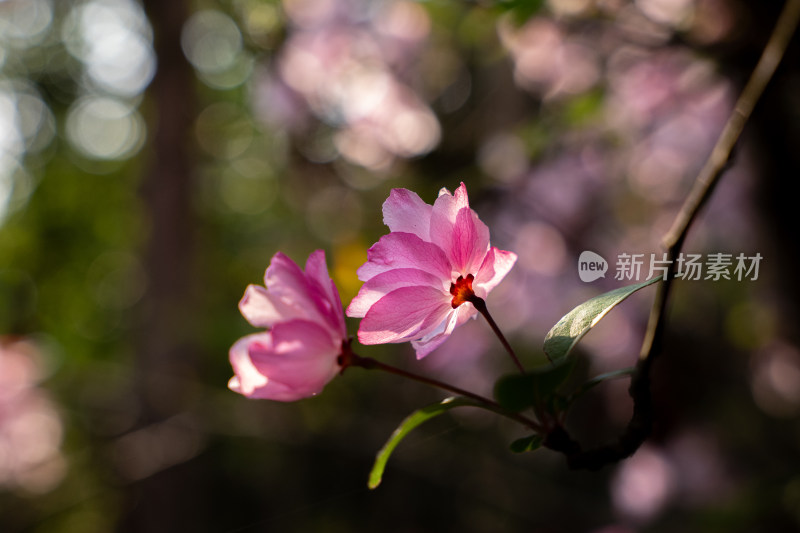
[264,251,335,329]
[475,247,517,295]
[230,320,341,401]
[411,303,476,358]
[259,320,340,387]
[410,335,450,359]
[304,250,347,337]
[356,232,452,282]
[432,183,470,222]
[430,201,490,275]
[382,188,433,240]
[264,252,317,315]
[347,268,444,318]
[229,333,271,396]
[304,250,336,308]
[455,207,491,273]
[239,285,302,328]
[357,286,451,345]
[453,182,470,204]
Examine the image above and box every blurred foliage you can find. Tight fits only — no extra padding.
[1,0,799,532]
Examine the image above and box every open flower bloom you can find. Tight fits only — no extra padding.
[229,250,347,401]
[347,183,517,358]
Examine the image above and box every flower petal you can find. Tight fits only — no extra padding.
[411,302,476,358]
[261,320,340,388]
[304,250,347,337]
[454,207,491,273]
[264,252,317,314]
[432,182,469,223]
[230,320,341,401]
[430,183,490,274]
[239,285,302,328]
[356,232,451,282]
[229,333,271,396]
[410,335,450,359]
[382,188,433,240]
[474,247,517,295]
[357,286,451,345]
[347,268,444,318]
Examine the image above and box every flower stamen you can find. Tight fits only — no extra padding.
[450,274,476,308]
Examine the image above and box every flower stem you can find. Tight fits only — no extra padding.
[340,346,541,432]
[468,296,526,374]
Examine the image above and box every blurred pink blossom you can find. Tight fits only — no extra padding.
[499,17,600,99]
[254,0,439,169]
[0,339,66,494]
[229,250,347,401]
[348,183,517,358]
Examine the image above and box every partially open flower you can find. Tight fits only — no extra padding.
[347,183,517,358]
[229,251,347,401]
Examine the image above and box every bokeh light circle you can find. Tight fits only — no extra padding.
[62,0,155,97]
[65,96,146,160]
[0,0,53,47]
[181,10,243,75]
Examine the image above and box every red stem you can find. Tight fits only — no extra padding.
[468,296,526,373]
[340,345,541,432]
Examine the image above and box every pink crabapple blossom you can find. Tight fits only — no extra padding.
[229,250,348,401]
[347,183,517,358]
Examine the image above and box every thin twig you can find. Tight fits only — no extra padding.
[642,0,800,362]
[340,347,543,432]
[545,0,800,469]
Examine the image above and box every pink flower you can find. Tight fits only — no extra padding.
[347,183,517,358]
[229,250,347,401]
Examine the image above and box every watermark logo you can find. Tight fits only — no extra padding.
[578,251,763,282]
[578,251,608,282]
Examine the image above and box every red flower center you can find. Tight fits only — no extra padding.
[449,274,475,308]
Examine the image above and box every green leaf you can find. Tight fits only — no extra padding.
[368,396,483,490]
[544,276,662,362]
[494,357,577,412]
[510,434,544,453]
